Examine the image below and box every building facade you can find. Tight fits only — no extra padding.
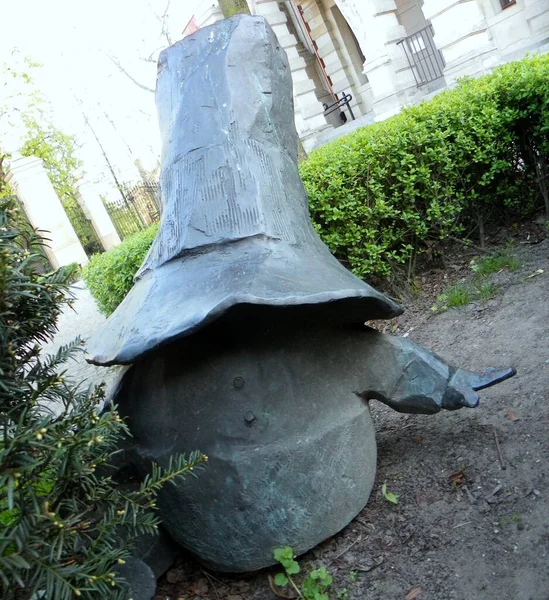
[190,0,549,150]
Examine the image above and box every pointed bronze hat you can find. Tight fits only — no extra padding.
[86,15,402,366]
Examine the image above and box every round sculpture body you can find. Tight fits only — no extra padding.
[114,321,378,572]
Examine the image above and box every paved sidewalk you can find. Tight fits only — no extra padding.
[41,281,126,399]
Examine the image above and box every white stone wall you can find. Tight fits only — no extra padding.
[77,183,121,251]
[483,1,549,57]
[297,0,366,119]
[191,0,549,148]
[424,0,549,83]
[6,157,89,269]
[193,1,224,27]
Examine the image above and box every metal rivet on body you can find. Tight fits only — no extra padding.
[233,376,245,389]
[244,411,256,424]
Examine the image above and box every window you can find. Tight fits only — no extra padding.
[500,0,516,9]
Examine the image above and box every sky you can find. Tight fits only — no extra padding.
[0,0,201,197]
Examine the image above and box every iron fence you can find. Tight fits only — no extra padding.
[62,199,103,257]
[397,24,445,87]
[104,180,161,240]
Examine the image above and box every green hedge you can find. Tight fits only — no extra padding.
[300,53,549,279]
[83,224,158,315]
[84,55,549,312]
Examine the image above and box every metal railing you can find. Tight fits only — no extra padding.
[63,199,103,257]
[397,24,445,87]
[103,180,161,240]
[323,92,355,124]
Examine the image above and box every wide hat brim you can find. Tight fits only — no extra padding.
[86,237,402,366]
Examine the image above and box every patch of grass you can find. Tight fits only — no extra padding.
[471,250,520,278]
[433,251,515,312]
[433,280,502,312]
[432,283,471,313]
[475,281,500,302]
[445,283,472,307]
[499,512,523,528]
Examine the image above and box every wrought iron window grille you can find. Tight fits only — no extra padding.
[397,24,445,87]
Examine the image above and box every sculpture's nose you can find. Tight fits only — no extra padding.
[446,366,517,410]
[467,366,517,390]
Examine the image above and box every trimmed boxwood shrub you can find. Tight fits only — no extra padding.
[84,54,549,311]
[83,224,158,316]
[300,53,549,279]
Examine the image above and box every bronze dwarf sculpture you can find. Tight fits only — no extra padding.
[87,15,515,573]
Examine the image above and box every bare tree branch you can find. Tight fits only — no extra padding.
[74,95,129,203]
[106,54,155,93]
[160,0,173,45]
[149,0,173,46]
[142,46,165,64]
[103,1,174,92]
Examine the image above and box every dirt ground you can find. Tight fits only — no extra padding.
[48,223,548,600]
[154,226,548,600]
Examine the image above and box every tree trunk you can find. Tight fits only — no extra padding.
[219,0,251,17]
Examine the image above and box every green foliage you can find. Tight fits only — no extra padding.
[1,56,99,257]
[274,546,300,576]
[273,547,334,600]
[474,281,500,303]
[302,567,333,600]
[381,482,399,505]
[299,54,549,282]
[445,283,472,308]
[470,250,520,277]
[432,283,470,313]
[486,54,549,217]
[20,119,81,203]
[20,119,101,256]
[432,248,520,312]
[82,224,158,315]
[0,201,206,599]
[63,262,82,284]
[1,57,42,213]
[0,53,43,132]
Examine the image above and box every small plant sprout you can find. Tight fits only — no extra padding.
[381,482,399,505]
[272,546,333,600]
